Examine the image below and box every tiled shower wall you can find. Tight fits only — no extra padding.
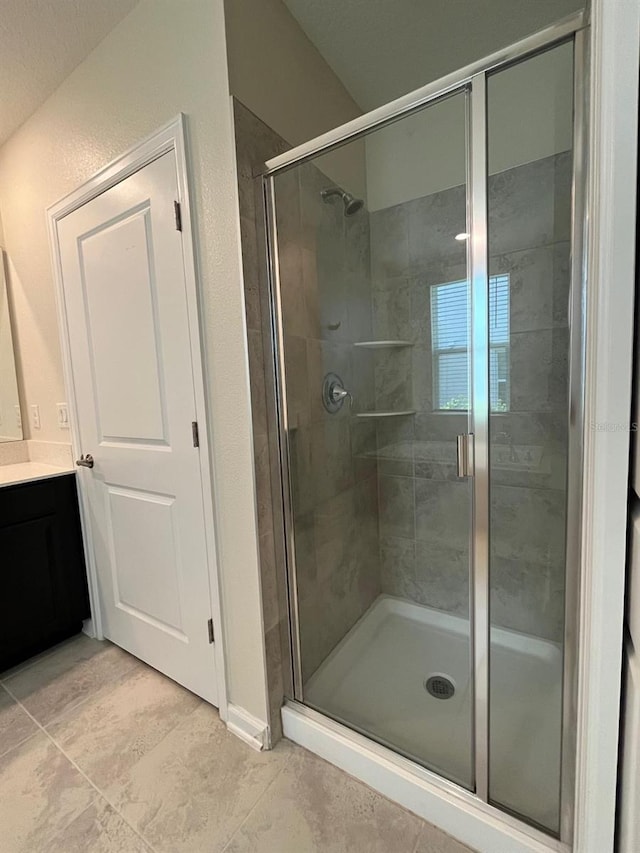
[233,101,382,727]
[275,159,382,682]
[371,153,571,641]
[233,100,290,741]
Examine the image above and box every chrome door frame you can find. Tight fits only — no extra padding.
[469,71,490,804]
[261,10,587,844]
[560,24,589,844]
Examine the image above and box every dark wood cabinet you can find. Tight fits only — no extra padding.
[0,474,90,671]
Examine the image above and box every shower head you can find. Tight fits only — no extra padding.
[321,186,364,217]
[343,192,364,216]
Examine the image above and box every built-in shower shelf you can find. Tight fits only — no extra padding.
[355,411,416,419]
[353,340,413,349]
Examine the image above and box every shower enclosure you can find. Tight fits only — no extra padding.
[262,14,584,845]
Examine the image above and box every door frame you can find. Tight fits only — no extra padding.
[46,115,228,719]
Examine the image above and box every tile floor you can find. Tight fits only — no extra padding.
[0,634,475,852]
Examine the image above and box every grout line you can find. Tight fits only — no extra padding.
[3,641,293,853]
[41,695,209,852]
[4,655,142,736]
[220,748,294,853]
[0,684,41,761]
[39,657,143,731]
[2,676,161,853]
[54,797,156,852]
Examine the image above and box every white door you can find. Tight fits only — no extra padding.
[57,151,217,704]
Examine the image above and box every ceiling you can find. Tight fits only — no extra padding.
[0,0,139,145]
[282,0,583,111]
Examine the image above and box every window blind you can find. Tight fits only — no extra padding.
[431,275,510,411]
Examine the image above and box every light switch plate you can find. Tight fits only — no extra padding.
[31,404,41,430]
[14,405,22,429]
[57,402,69,429]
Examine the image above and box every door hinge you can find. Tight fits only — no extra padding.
[207,618,215,644]
[192,421,199,447]
[174,200,182,232]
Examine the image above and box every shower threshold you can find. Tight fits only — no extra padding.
[304,595,562,833]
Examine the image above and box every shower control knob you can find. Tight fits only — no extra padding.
[322,373,353,414]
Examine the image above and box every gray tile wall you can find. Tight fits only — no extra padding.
[233,101,291,742]
[234,100,381,708]
[370,153,572,642]
[274,159,382,682]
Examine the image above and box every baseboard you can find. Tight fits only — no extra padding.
[81,618,98,639]
[226,703,270,751]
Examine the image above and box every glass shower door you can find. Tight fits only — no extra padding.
[270,91,475,788]
[486,40,575,834]
[265,19,582,842]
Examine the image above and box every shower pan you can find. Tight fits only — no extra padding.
[261,12,585,851]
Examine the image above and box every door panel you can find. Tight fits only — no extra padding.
[106,485,185,636]
[58,151,217,704]
[79,208,167,443]
[486,41,574,834]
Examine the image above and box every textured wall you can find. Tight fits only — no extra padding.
[224,0,366,199]
[371,153,571,641]
[0,0,138,146]
[0,0,269,723]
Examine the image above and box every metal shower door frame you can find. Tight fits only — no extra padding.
[468,71,490,805]
[261,10,587,845]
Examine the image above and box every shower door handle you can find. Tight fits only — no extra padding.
[456,434,474,478]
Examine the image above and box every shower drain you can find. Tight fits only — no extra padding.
[424,674,455,700]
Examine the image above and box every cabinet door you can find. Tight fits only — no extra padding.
[0,475,89,670]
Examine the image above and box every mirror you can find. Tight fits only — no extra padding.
[0,252,23,441]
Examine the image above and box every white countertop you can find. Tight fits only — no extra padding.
[0,461,75,487]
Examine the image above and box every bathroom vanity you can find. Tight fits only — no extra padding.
[0,466,90,671]
[0,251,89,671]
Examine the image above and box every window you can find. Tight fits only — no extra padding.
[431,275,510,412]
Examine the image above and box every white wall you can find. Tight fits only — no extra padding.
[366,40,574,211]
[224,0,366,198]
[0,0,269,724]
